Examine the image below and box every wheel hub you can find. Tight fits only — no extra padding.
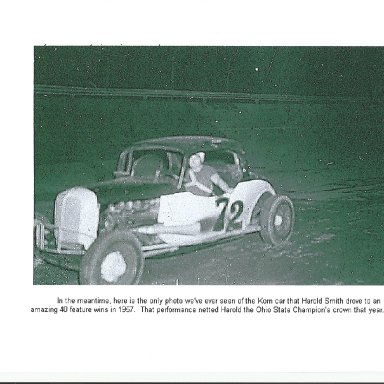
[274,215,283,226]
[101,251,127,283]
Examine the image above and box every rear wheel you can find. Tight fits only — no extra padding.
[260,195,294,245]
[80,230,144,285]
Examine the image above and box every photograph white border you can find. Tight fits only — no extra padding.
[2,0,384,382]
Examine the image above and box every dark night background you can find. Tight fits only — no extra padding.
[35,46,383,96]
[34,46,384,166]
[34,46,384,285]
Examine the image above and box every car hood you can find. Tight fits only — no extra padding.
[88,177,179,207]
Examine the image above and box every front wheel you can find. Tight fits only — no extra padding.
[260,195,294,245]
[80,230,144,285]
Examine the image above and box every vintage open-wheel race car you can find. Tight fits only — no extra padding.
[34,136,295,284]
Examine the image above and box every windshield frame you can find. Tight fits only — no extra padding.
[116,146,186,188]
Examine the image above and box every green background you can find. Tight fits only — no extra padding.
[34,46,384,285]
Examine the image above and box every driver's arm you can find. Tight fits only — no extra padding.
[211,173,233,193]
[184,169,196,187]
[185,170,213,194]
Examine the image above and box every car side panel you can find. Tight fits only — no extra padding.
[156,180,276,246]
[158,192,220,226]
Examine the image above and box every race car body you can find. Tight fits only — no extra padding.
[34,136,294,284]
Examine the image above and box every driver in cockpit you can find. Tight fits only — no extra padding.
[184,152,233,196]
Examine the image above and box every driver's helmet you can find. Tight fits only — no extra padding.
[189,151,205,165]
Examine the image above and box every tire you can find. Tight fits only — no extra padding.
[80,230,144,285]
[260,195,294,245]
[249,192,273,225]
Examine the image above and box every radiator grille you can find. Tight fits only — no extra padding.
[54,187,99,250]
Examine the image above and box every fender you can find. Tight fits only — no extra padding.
[227,179,276,228]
